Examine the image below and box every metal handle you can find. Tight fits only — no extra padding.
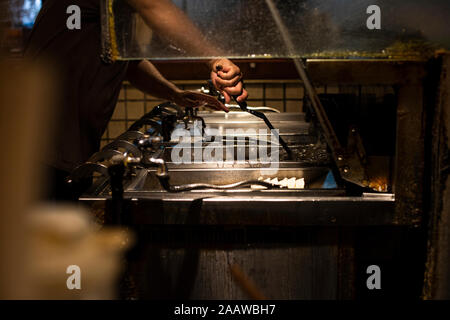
[231,95,293,159]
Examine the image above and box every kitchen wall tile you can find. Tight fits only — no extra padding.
[127,101,145,120]
[286,83,303,99]
[112,102,126,120]
[265,84,284,99]
[127,87,145,100]
[108,121,127,139]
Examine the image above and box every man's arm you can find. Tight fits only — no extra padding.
[127,60,229,111]
[125,0,247,102]
[126,0,219,58]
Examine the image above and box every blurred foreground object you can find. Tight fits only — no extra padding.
[26,205,134,299]
[0,59,54,299]
[0,58,133,299]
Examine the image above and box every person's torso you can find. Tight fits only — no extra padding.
[26,0,129,172]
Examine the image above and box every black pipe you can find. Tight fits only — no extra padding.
[106,162,125,225]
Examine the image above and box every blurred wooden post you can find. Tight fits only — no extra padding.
[423,53,450,299]
[0,59,55,298]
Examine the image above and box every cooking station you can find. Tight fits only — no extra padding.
[64,55,432,299]
[72,91,394,227]
[67,0,444,299]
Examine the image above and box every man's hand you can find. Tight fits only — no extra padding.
[210,59,248,104]
[172,89,229,112]
[127,60,229,112]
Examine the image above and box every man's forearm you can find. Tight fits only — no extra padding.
[126,0,222,64]
[126,59,230,112]
[127,60,181,101]
[125,0,248,102]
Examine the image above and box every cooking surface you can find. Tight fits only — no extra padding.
[75,102,395,225]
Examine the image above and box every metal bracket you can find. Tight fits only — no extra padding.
[88,149,122,163]
[68,162,109,183]
[103,139,142,158]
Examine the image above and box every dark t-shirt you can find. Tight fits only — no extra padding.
[25,0,129,172]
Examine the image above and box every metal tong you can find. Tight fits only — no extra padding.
[208,74,293,159]
[231,94,293,159]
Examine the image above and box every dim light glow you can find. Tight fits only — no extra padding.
[21,0,41,27]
